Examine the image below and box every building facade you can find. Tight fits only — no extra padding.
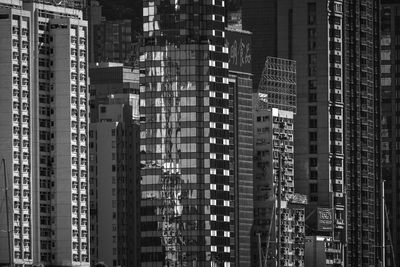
[268,1,382,265]
[88,62,139,122]
[305,236,342,267]
[274,2,346,250]
[0,2,33,265]
[252,57,306,267]
[253,105,306,267]
[226,28,254,266]
[89,64,140,267]
[85,0,139,66]
[140,0,254,266]
[0,0,89,266]
[381,0,400,265]
[343,1,382,266]
[241,0,277,91]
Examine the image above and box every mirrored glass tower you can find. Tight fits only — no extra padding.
[140,0,234,266]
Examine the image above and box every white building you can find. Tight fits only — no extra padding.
[0,2,33,266]
[0,0,89,266]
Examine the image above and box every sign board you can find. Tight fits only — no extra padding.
[317,208,334,231]
[225,29,252,74]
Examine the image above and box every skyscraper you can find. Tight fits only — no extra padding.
[89,63,140,267]
[27,2,89,264]
[253,57,306,267]
[241,0,276,91]
[0,0,89,265]
[140,0,250,266]
[226,27,254,266]
[381,0,400,265]
[243,0,382,265]
[85,0,142,66]
[343,1,381,265]
[0,2,33,265]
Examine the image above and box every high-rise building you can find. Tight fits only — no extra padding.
[0,0,90,265]
[381,1,400,265]
[85,0,139,66]
[274,2,346,242]
[305,236,341,267]
[140,0,253,266]
[0,2,33,265]
[226,27,254,266]
[259,0,381,266]
[89,63,140,267]
[343,1,381,266]
[252,106,306,267]
[88,62,139,122]
[242,0,276,91]
[26,1,89,264]
[252,57,306,267]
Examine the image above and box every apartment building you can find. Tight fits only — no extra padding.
[0,0,89,266]
[0,2,33,265]
[245,1,381,265]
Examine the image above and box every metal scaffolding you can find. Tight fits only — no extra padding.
[257,57,297,114]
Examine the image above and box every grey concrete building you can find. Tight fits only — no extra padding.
[273,0,382,266]
[0,2,33,265]
[242,0,277,92]
[381,0,400,265]
[226,27,254,266]
[252,57,307,267]
[85,1,138,66]
[89,64,140,267]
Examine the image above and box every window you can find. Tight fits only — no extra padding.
[309,158,318,167]
[310,183,318,193]
[309,93,317,102]
[330,119,342,128]
[329,28,341,38]
[330,67,341,77]
[309,132,317,141]
[309,106,317,115]
[309,119,317,128]
[309,80,317,90]
[330,132,342,141]
[333,3,342,13]
[308,29,316,51]
[330,158,342,167]
[308,3,316,25]
[330,54,341,64]
[310,171,318,180]
[308,54,317,76]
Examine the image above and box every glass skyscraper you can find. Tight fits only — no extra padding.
[140,0,234,266]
